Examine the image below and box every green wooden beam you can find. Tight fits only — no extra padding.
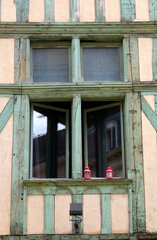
[72,39,81,82]
[95,0,105,22]
[0,97,14,134]
[141,95,157,131]
[152,38,157,81]
[72,95,82,179]
[70,0,80,22]
[120,0,135,22]
[149,0,157,21]
[45,0,55,22]
[11,95,30,235]
[0,22,157,36]
[14,0,29,22]
[129,38,140,82]
[44,195,55,234]
[101,194,111,234]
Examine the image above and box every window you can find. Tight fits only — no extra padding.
[30,40,125,179]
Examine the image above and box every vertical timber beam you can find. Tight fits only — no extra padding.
[11,95,30,235]
[70,0,80,22]
[152,38,157,81]
[149,0,157,21]
[101,194,111,234]
[129,38,140,82]
[14,0,29,22]
[72,95,82,179]
[45,0,55,22]
[120,0,135,22]
[14,38,28,84]
[44,195,55,234]
[72,38,81,83]
[95,0,105,22]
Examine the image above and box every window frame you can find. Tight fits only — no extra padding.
[80,42,124,82]
[30,41,71,83]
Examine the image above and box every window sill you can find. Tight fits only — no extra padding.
[23,178,132,187]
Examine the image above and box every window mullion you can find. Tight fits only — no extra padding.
[72,95,82,179]
[72,38,81,83]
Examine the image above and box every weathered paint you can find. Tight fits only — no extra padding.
[1,0,16,22]
[152,38,157,81]
[0,98,14,134]
[45,0,55,22]
[14,0,29,22]
[83,194,101,234]
[27,195,44,234]
[129,38,140,82]
[142,107,157,232]
[70,0,79,22]
[0,39,14,84]
[80,0,95,22]
[55,0,70,22]
[72,95,82,179]
[111,194,129,233]
[0,116,13,235]
[141,96,157,131]
[120,0,135,22]
[138,38,153,82]
[105,0,121,22]
[144,95,155,112]
[134,0,149,21]
[149,0,157,21]
[11,95,30,235]
[29,0,45,22]
[44,195,55,234]
[0,97,10,113]
[95,0,105,22]
[55,195,72,234]
[72,39,81,82]
[101,194,111,234]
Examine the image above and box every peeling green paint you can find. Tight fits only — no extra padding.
[0,97,14,134]
[149,0,157,21]
[95,0,105,22]
[129,38,140,82]
[70,0,80,22]
[45,0,55,22]
[44,195,55,234]
[14,0,29,22]
[152,38,157,81]
[101,194,111,234]
[120,0,135,22]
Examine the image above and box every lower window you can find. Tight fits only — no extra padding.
[31,101,124,178]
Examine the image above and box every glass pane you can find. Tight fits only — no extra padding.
[86,105,122,177]
[83,48,120,82]
[33,48,69,82]
[32,106,67,178]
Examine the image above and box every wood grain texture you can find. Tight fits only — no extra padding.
[70,0,80,22]
[101,194,111,234]
[120,0,135,22]
[95,0,105,22]
[14,0,29,22]
[0,98,13,134]
[129,37,140,82]
[45,0,55,22]
[152,38,157,81]
[149,0,157,21]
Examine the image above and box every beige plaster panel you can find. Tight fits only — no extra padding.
[0,39,14,84]
[80,0,95,22]
[138,38,153,82]
[111,194,129,233]
[83,194,101,234]
[55,0,70,22]
[27,195,44,234]
[105,0,121,22]
[29,0,45,22]
[134,0,149,21]
[1,0,16,22]
[55,195,72,234]
[144,95,155,112]
[0,115,13,235]
[0,98,10,114]
[142,113,157,232]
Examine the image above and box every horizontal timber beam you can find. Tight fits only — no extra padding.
[1,233,157,240]
[0,22,157,37]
